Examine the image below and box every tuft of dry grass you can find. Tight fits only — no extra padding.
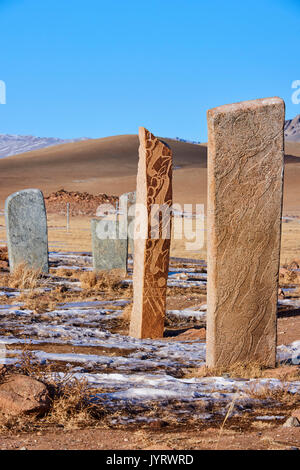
[185,362,267,380]
[43,378,100,430]
[0,247,8,262]
[121,303,132,323]
[247,383,300,407]
[1,263,43,290]
[0,349,103,432]
[215,394,238,450]
[80,269,131,296]
[54,268,78,278]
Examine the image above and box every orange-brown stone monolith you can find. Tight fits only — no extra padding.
[206,97,285,368]
[129,128,172,339]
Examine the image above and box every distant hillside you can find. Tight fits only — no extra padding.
[0,134,299,213]
[1,114,299,160]
[285,115,300,142]
[0,134,89,158]
[0,135,208,206]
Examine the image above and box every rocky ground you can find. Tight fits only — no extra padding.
[44,189,118,216]
[0,247,299,450]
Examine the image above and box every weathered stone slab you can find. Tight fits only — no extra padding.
[129,128,172,339]
[91,218,127,272]
[5,189,49,273]
[206,97,285,368]
[119,191,136,255]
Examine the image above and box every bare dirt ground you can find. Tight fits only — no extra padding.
[0,246,299,450]
[1,426,300,450]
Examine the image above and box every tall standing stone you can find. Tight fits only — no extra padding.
[91,218,127,272]
[119,191,136,255]
[206,97,285,368]
[5,189,49,273]
[129,128,172,339]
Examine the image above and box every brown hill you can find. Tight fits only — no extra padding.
[0,135,299,214]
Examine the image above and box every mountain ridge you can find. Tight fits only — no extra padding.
[0,113,299,159]
[285,114,300,142]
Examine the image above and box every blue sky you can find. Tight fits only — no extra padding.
[0,0,299,141]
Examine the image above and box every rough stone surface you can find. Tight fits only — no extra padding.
[0,374,50,416]
[283,416,300,428]
[130,127,172,339]
[5,189,49,273]
[91,218,127,272]
[119,191,136,255]
[206,97,285,368]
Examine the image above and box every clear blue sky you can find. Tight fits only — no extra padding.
[0,0,299,141]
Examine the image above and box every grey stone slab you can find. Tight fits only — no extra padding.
[119,191,136,255]
[5,189,49,273]
[91,218,127,272]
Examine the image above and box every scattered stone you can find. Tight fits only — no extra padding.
[0,374,50,416]
[5,189,49,273]
[175,328,206,341]
[206,97,285,368]
[130,128,172,339]
[283,416,300,428]
[45,189,118,216]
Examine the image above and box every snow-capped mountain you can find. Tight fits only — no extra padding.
[0,134,89,159]
[285,115,300,142]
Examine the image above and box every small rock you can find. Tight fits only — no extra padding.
[0,374,50,416]
[283,416,300,428]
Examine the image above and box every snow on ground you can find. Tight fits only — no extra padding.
[0,251,299,424]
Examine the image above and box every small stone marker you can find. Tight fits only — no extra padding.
[5,189,49,273]
[119,191,136,255]
[206,97,285,368]
[91,218,127,272]
[129,127,172,339]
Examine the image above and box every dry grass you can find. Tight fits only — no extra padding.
[279,268,300,286]
[0,247,8,261]
[1,263,43,290]
[186,362,300,382]
[185,362,267,380]
[54,268,78,278]
[80,270,131,296]
[215,394,239,450]
[247,383,300,407]
[0,350,103,433]
[120,303,132,323]
[9,266,133,313]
